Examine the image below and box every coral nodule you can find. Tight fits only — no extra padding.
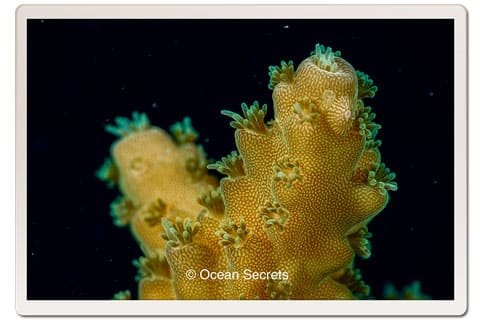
[98,43,397,300]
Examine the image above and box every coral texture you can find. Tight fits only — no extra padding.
[98,44,397,300]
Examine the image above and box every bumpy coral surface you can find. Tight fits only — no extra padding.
[98,44,397,300]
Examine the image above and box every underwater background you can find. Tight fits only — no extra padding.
[27,19,453,299]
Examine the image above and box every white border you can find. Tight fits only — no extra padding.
[15,4,468,316]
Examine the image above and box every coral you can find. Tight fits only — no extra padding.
[98,43,398,299]
[97,114,219,299]
[113,290,132,300]
[383,281,431,300]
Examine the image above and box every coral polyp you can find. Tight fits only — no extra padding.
[98,43,398,299]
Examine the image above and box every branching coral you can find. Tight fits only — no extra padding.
[99,43,399,300]
[97,114,219,299]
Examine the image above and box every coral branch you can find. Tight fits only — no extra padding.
[99,42,399,301]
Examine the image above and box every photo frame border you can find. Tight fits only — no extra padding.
[15,4,468,316]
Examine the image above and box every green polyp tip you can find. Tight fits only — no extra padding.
[221,101,269,134]
[360,121,381,140]
[311,43,341,72]
[258,200,290,231]
[96,157,119,188]
[113,290,132,300]
[272,157,303,189]
[293,97,321,124]
[383,281,431,300]
[368,163,398,194]
[161,216,200,247]
[266,279,293,300]
[335,268,371,299]
[355,100,381,141]
[347,226,372,259]
[207,150,245,178]
[403,281,431,300]
[355,100,382,150]
[366,139,382,150]
[132,249,170,281]
[105,111,150,137]
[197,186,225,217]
[383,282,398,299]
[110,196,137,227]
[310,43,342,57]
[185,145,208,182]
[169,117,199,145]
[216,218,250,248]
[357,70,379,99]
[143,198,167,227]
[268,60,295,90]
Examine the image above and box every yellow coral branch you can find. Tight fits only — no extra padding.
[98,43,398,300]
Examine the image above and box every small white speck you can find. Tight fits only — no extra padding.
[344,109,352,120]
[283,25,289,29]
